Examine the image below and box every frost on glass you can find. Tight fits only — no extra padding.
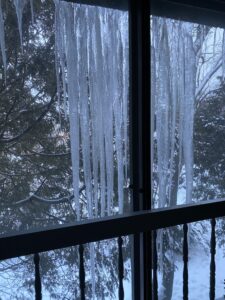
[152,16,225,208]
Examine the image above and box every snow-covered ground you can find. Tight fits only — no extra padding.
[158,244,225,300]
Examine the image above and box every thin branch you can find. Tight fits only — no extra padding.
[18,150,71,157]
[14,185,86,206]
[196,56,222,99]
[0,93,56,144]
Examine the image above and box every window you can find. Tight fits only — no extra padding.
[151,1,225,299]
[1,0,225,299]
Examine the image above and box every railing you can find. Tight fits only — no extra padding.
[2,198,225,299]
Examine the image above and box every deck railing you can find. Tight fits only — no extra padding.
[2,198,225,299]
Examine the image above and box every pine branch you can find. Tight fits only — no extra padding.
[14,185,86,206]
[0,92,56,144]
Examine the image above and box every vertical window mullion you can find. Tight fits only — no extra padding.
[142,1,151,299]
[130,0,151,299]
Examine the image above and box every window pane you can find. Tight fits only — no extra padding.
[152,218,225,299]
[0,0,129,235]
[152,16,225,208]
[0,236,132,299]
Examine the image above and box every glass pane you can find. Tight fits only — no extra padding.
[152,218,225,299]
[0,0,129,235]
[0,237,132,299]
[152,16,225,208]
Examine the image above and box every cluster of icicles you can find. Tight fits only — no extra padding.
[54,1,129,220]
[152,18,195,208]
[0,0,129,220]
[54,2,128,297]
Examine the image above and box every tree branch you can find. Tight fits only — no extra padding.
[0,93,56,144]
[195,56,222,99]
[14,185,86,206]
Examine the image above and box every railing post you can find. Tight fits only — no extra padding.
[183,224,188,300]
[34,253,42,300]
[118,236,124,300]
[210,218,216,300]
[153,230,158,300]
[79,244,85,300]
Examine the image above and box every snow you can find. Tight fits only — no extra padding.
[160,244,225,300]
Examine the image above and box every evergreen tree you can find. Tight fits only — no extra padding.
[0,1,131,298]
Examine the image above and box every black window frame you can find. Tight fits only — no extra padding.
[1,1,225,299]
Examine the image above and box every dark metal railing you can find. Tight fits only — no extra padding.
[2,198,225,299]
[151,218,220,300]
[32,240,126,300]
[2,198,225,261]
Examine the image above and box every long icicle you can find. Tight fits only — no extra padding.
[54,4,129,297]
[63,2,80,220]
[30,0,34,23]
[0,0,6,80]
[78,6,96,296]
[13,0,27,50]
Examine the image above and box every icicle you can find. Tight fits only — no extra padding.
[13,0,27,49]
[156,20,170,208]
[182,23,195,204]
[0,0,6,80]
[78,10,96,296]
[177,25,185,192]
[121,13,129,186]
[63,2,80,220]
[167,21,179,205]
[54,0,62,126]
[101,10,114,216]
[93,8,106,217]
[78,7,93,218]
[55,0,68,118]
[30,0,34,24]
[222,30,225,80]
[87,8,100,217]
[114,26,124,214]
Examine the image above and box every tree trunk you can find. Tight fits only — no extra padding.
[162,153,179,299]
[162,229,175,300]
